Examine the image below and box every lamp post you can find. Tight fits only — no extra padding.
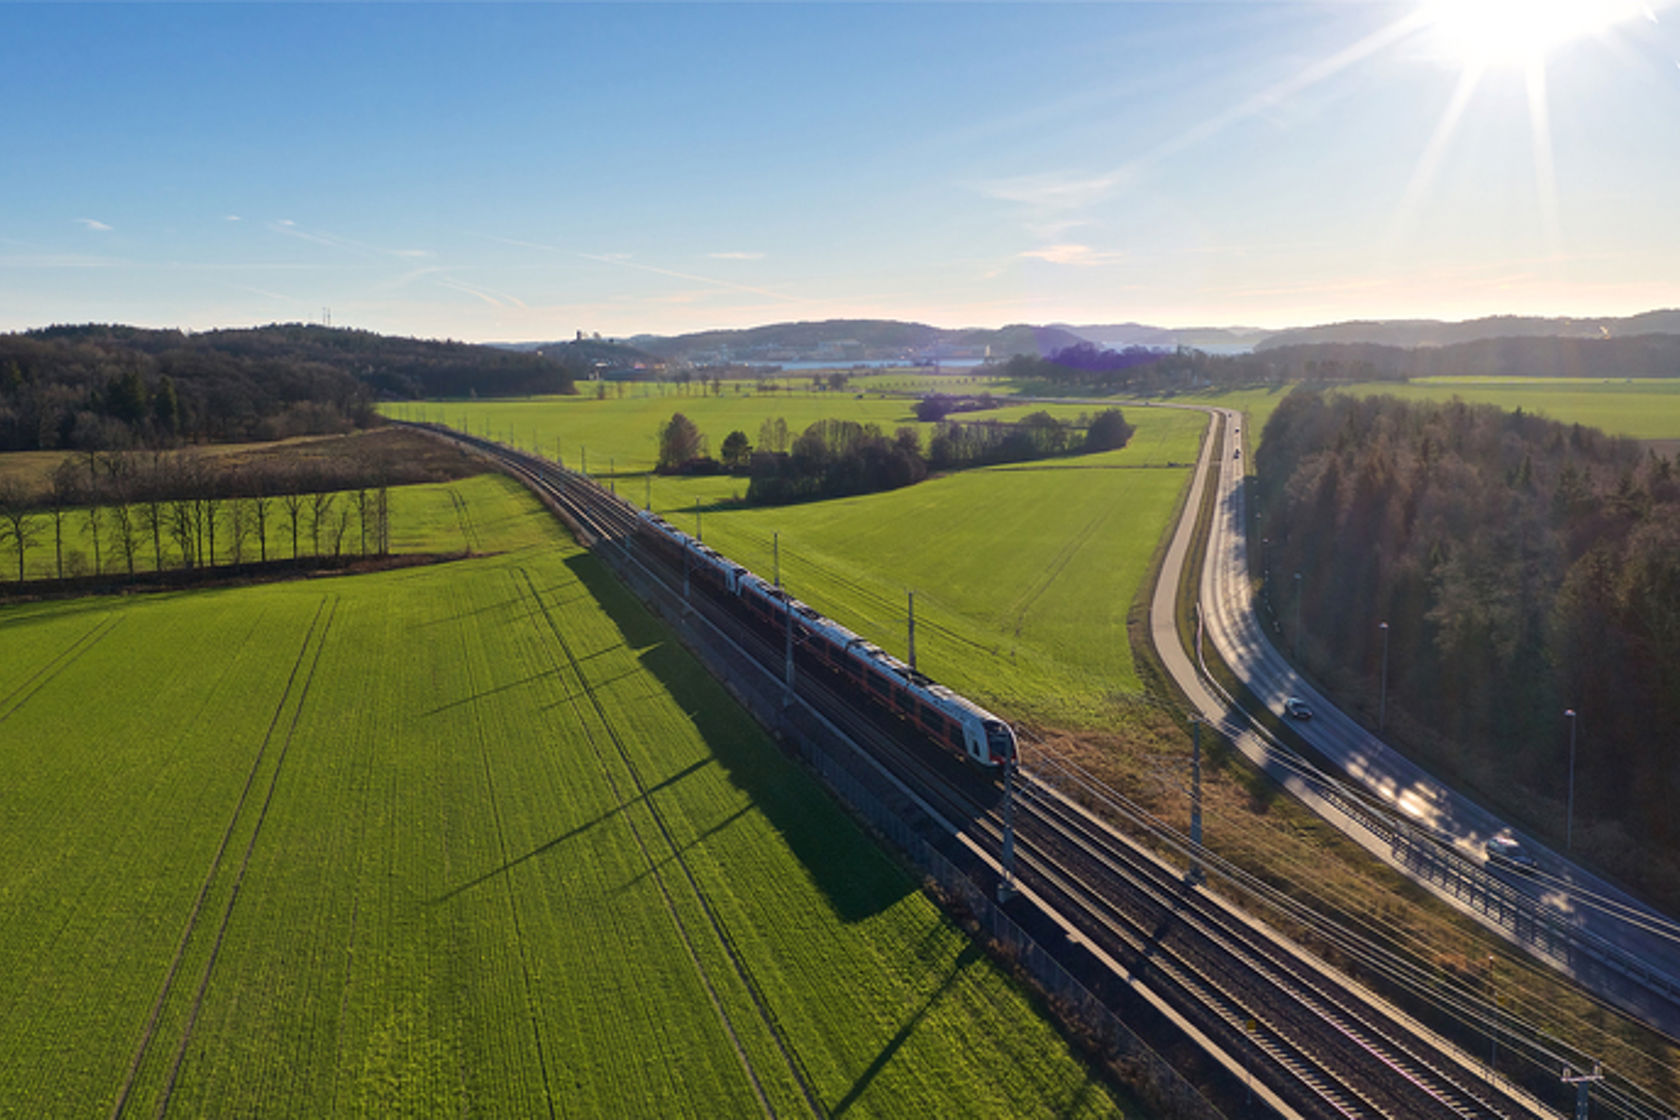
[1565,708,1578,852]
[1378,621,1390,735]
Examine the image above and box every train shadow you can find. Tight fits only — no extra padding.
[567,551,914,924]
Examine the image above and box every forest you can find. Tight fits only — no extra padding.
[0,323,581,452]
[1255,391,1680,875]
[1003,333,1680,396]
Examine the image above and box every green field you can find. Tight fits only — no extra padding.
[0,473,1129,1117]
[381,398,1208,727]
[1169,377,1680,450]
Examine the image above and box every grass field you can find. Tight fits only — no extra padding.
[1168,377,1680,452]
[381,397,1207,727]
[0,472,1130,1118]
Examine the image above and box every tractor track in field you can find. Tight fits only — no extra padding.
[454,581,560,1120]
[1006,499,1116,642]
[108,596,335,1120]
[0,612,123,724]
[513,567,827,1120]
[151,594,340,1118]
[447,487,481,554]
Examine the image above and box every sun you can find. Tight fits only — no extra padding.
[1420,0,1647,68]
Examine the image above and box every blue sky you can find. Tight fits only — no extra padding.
[3,1,1678,341]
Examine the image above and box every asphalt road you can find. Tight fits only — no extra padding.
[1153,404,1680,1038]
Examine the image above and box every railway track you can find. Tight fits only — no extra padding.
[418,424,1556,1119]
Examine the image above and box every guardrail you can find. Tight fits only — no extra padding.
[1190,607,1680,1013]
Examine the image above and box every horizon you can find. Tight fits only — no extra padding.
[5,2,1678,343]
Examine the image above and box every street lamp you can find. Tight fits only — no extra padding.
[1564,709,1578,852]
[1378,621,1390,735]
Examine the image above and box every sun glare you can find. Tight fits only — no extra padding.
[1421,0,1646,67]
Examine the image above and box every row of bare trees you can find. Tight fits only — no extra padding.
[0,449,396,585]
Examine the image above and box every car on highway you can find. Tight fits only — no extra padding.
[1484,831,1538,873]
[1283,696,1312,720]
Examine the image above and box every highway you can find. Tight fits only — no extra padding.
[1154,404,1680,1042]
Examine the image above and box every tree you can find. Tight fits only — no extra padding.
[281,490,305,559]
[0,480,42,584]
[757,416,789,454]
[47,459,82,580]
[1085,409,1136,452]
[657,413,704,470]
[152,374,180,436]
[309,489,336,556]
[720,430,752,473]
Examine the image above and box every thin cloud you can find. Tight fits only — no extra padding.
[0,253,124,268]
[224,214,243,223]
[1020,243,1124,267]
[708,251,765,261]
[76,218,112,232]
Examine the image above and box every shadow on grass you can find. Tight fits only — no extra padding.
[566,551,914,924]
[426,756,714,904]
[831,942,982,1116]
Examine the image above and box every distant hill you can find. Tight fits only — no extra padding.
[1255,310,1680,350]
[621,319,1086,364]
[495,336,662,371]
[1052,322,1270,350]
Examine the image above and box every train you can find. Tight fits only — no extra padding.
[631,508,1017,768]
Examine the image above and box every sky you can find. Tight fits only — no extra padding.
[3,1,1679,342]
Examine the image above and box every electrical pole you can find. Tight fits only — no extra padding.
[695,497,702,543]
[1561,1062,1602,1120]
[998,755,1017,902]
[1188,718,1204,885]
[907,589,917,672]
[645,475,651,511]
[783,584,796,707]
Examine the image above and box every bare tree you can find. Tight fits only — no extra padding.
[250,470,272,562]
[170,493,195,568]
[47,459,82,580]
[331,504,351,557]
[84,504,104,576]
[0,480,42,584]
[354,488,370,556]
[308,489,335,556]
[111,493,139,576]
[141,451,168,571]
[281,490,305,559]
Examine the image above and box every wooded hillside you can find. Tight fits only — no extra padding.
[0,323,579,452]
[1255,391,1680,873]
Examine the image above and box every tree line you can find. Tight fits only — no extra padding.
[0,322,586,453]
[1254,390,1680,871]
[0,449,420,585]
[1000,334,1680,397]
[652,408,1135,505]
